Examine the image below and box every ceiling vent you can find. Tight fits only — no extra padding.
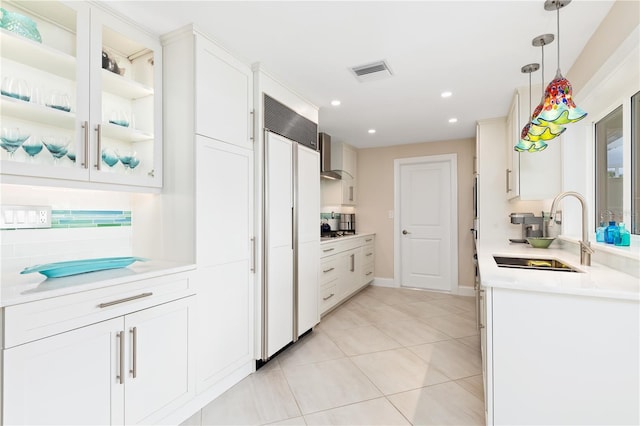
[350,60,393,83]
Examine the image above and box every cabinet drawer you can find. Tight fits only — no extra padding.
[4,271,194,348]
[362,244,375,266]
[320,257,340,285]
[362,264,374,285]
[320,284,338,313]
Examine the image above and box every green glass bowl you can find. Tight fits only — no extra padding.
[527,237,555,249]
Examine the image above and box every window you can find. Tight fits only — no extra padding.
[596,91,640,236]
[595,106,623,226]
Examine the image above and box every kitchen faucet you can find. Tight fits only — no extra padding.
[549,191,594,266]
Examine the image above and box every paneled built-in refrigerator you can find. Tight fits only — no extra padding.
[261,95,320,362]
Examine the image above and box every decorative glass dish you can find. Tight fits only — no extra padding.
[0,8,42,43]
[21,256,148,278]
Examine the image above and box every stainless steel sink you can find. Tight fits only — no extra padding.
[493,256,582,273]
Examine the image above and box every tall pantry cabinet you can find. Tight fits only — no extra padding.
[160,25,255,400]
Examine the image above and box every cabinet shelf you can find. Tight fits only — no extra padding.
[102,69,153,100]
[101,122,153,142]
[1,94,75,129]
[0,28,76,81]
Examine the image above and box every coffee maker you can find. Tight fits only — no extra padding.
[339,213,356,233]
[509,212,544,243]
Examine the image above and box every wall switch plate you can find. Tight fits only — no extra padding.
[1,205,52,229]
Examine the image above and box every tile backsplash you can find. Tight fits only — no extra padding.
[51,210,131,228]
[0,185,134,271]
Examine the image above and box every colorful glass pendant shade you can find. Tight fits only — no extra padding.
[532,70,587,126]
[535,0,587,126]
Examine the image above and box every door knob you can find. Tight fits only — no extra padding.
[402,229,410,235]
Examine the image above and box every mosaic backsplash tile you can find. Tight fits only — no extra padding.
[51,210,131,228]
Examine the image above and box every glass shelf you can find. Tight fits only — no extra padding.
[0,28,76,81]
[101,122,153,142]
[102,68,153,100]
[1,94,75,129]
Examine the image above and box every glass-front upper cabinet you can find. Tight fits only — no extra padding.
[0,1,88,181]
[0,1,162,190]
[89,7,161,188]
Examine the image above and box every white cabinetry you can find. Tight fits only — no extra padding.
[0,1,162,190]
[319,235,375,315]
[321,141,357,206]
[2,272,195,425]
[506,85,562,200]
[481,285,639,425]
[161,25,255,394]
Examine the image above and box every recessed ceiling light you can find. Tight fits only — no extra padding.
[448,118,458,123]
[368,129,376,134]
[441,91,453,98]
[331,100,341,106]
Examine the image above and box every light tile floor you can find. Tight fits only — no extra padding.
[182,286,485,426]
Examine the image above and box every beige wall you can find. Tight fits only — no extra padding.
[357,138,476,288]
[567,0,640,95]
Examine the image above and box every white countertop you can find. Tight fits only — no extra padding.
[477,239,639,302]
[1,260,196,307]
[320,232,375,245]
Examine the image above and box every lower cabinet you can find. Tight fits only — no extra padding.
[320,234,375,315]
[481,285,639,425]
[2,277,195,425]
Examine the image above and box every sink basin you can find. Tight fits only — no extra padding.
[493,256,582,273]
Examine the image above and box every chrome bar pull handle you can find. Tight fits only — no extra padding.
[250,110,255,141]
[117,331,125,384]
[98,292,153,308]
[506,169,512,193]
[130,327,138,378]
[350,253,355,272]
[95,124,102,170]
[323,267,335,273]
[323,293,335,301]
[82,121,89,169]
[323,248,335,253]
[250,237,256,273]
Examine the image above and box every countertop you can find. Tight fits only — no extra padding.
[320,232,375,245]
[477,239,639,302]
[1,260,197,307]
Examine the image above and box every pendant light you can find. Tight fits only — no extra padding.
[515,63,543,152]
[533,0,587,127]
[515,34,566,152]
[524,34,566,145]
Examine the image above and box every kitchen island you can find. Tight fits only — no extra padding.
[476,239,639,425]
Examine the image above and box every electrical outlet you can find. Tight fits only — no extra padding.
[1,205,51,229]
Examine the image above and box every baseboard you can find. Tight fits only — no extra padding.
[371,277,397,288]
[456,285,476,297]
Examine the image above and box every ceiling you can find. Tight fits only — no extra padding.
[105,1,615,149]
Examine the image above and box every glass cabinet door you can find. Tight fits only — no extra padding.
[0,1,89,181]
[89,9,161,188]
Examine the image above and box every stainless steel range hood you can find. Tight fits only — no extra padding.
[319,132,353,180]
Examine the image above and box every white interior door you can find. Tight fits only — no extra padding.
[397,155,457,292]
[265,131,294,357]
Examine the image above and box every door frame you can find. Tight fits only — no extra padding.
[393,154,458,292]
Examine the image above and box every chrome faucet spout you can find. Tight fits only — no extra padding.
[549,191,593,266]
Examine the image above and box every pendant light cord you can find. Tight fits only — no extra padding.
[541,43,545,97]
[556,2,561,75]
